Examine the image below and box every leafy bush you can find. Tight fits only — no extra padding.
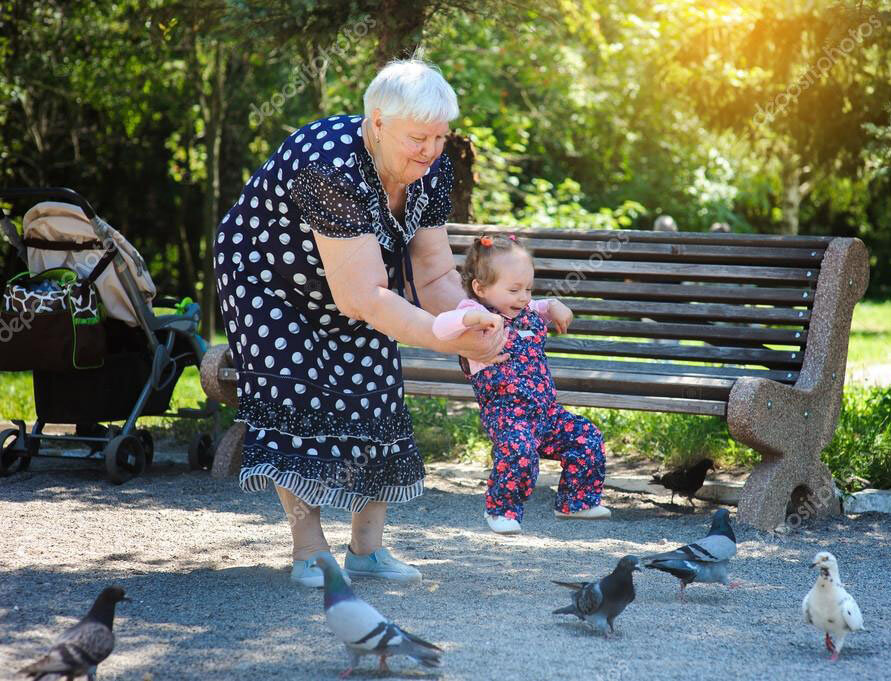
[822,386,891,492]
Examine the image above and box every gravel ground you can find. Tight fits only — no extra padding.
[2,448,890,681]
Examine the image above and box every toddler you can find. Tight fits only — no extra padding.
[433,234,609,534]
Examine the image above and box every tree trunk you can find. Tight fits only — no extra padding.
[200,41,227,341]
[373,0,426,67]
[444,132,475,223]
[780,161,801,236]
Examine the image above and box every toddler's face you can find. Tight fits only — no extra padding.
[472,249,534,319]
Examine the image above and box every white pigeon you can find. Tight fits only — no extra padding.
[802,551,864,661]
[312,553,442,677]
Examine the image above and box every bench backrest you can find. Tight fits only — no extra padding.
[402,224,844,415]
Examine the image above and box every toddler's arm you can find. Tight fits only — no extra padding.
[528,299,554,323]
[432,299,499,340]
[529,298,573,334]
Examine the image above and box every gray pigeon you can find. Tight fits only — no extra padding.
[312,553,442,677]
[552,555,642,637]
[18,586,129,681]
[643,508,739,600]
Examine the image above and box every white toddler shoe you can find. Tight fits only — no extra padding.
[485,513,522,534]
[554,505,612,520]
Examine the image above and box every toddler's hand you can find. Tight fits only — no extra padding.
[462,309,501,332]
[548,300,574,334]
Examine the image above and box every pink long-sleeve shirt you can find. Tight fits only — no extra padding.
[432,298,554,375]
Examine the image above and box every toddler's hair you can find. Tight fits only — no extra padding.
[460,233,531,298]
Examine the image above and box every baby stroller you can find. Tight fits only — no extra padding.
[0,187,220,483]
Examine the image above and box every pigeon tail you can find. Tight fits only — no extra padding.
[395,629,443,668]
[552,603,581,617]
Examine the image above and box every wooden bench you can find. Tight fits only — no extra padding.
[201,224,869,531]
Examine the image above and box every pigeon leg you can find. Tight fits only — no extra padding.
[339,667,354,679]
[677,582,687,603]
[727,579,743,589]
[378,655,391,674]
[87,670,97,681]
[825,633,838,659]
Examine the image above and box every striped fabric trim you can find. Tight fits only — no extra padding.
[240,463,424,513]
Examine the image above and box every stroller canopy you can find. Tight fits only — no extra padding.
[23,201,156,326]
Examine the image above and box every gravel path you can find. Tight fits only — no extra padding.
[2,449,890,681]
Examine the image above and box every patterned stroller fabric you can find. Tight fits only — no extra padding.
[0,267,107,371]
[23,201,156,325]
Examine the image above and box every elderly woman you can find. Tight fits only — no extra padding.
[214,59,506,586]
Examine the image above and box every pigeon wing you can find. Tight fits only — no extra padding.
[20,623,113,676]
[645,534,736,564]
[839,591,864,632]
[326,598,389,651]
[575,581,604,616]
[802,589,814,624]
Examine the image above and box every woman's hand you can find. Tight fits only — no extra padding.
[548,300,574,334]
[437,314,508,364]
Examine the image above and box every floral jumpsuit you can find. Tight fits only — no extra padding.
[436,300,607,522]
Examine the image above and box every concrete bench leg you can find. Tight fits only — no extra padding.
[200,344,243,478]
[736,449,838,531]
[211,422,246,479]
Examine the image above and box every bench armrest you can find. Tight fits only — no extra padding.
[727,237,868,459]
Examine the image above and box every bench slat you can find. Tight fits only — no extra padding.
[450,234,825,266]
[445,224,834,249]
[398,348,800,383]
[455,254,818,285]
[401,357,736,401]
[561,299,811,325]
[566,319,806,345]
[402,380,728,416]
[533,278,815,306]
[545,337,803,368]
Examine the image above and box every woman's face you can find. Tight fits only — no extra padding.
[366,113,449,186]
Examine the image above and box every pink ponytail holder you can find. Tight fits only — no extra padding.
[508,233,517,242]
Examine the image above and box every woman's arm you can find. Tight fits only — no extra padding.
[406,226,466,315]
[314,232,506,362]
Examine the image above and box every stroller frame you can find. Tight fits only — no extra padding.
[0,187,220,482]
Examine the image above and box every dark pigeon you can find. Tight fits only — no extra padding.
[651,458,714,507]
[18,586,129,681]
[312,553,442,677]
[644,508,739,600]
[552,555,642,637]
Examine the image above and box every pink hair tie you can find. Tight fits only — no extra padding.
[508,233,517,241]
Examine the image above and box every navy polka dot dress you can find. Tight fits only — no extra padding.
[213,114,453,512]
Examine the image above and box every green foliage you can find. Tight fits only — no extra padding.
[405,395,490,462]
[822,386,891,492]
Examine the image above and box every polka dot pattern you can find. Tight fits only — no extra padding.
[213,114,454,513]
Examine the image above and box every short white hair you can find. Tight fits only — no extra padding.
[363,59,459,124]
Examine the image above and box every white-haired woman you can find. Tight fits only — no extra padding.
[214,59,506,586]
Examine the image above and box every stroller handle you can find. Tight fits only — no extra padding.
[0,187,97,220]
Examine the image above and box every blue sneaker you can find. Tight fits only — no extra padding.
[291,551,351,588]
[343,546,422,583]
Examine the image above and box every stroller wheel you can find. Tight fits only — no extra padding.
[0,428,31,477]
[188,432,214,472]
[136,429,154,469]
[104,435,146,484]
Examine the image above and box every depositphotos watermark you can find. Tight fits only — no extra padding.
[754,13,881,126]
[249,14,376,127]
